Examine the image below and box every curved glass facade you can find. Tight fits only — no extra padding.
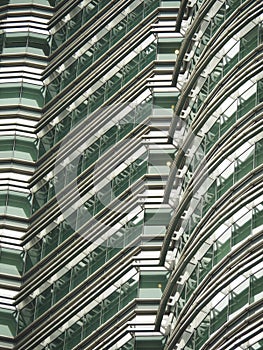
[156,0,263,349]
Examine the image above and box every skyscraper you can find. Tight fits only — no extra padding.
[156,1,263,349]
[0,1,262,350]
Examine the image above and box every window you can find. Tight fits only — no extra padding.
[0,248,23,276]
[157,38,182,60]
[139,271,168,298]
[144,208,171,236]
[0,309,16,337]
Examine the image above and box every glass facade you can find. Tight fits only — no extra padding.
[0,0,177,349]
[0,0,262,350]
[156,1,263,350]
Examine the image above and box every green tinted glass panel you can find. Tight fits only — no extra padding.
[42,227,60,257]
[250,274,263,301]
[135,337,165,350]
[229,285,249,314]
[6,191,31,218]
[195,316,210,347]
[255,139,263,167]
[17,300,35,332]
[53,270,71,303]
[213,239,230,264]
[0,85,21,105]
[35,286,52,318]
[240,26,258,59]
[14,137,37,161]
[0,248,23,275]
[25,241,42,272]
[0,192,7,214]
[139,272,167,298]
[210,304,227,333]
[0,309,17,337]
[64,323,82,350]
[0,138,14,158]
[21,84,44,108]
[252,205,263,228]
[232,220,251,246]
